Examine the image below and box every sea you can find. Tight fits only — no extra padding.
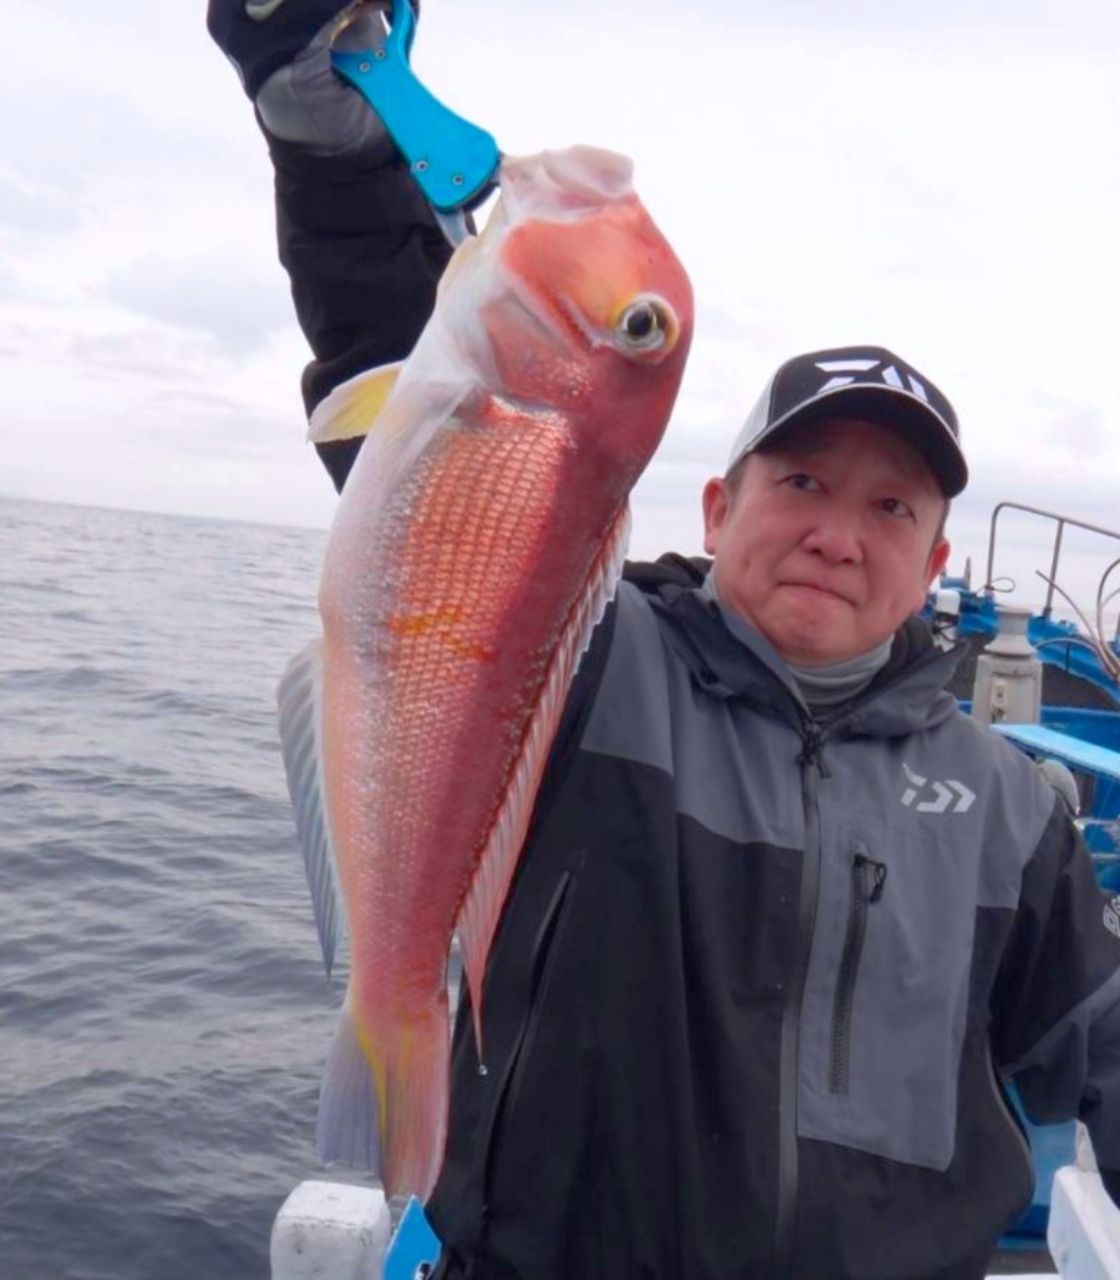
[0,494,378,1280]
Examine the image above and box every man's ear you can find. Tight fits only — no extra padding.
[916,538,952,611]
[927,538,951,585]
[702,477,729,556]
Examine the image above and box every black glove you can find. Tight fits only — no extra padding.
[208,0,355,98]
[207,0,399,156]
[208,0,449,496]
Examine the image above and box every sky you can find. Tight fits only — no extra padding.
[2,0,1119,619]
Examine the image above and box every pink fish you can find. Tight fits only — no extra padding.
[278,146,693,1199]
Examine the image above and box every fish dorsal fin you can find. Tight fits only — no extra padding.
[454,504,632,1054]
[307,360,405,444]
[276,638,346,976]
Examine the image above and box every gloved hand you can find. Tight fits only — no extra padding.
[207,0,451,498]
[207,0,406,156]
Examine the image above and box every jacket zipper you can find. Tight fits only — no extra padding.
[478,860,580,1228]
[761,648,951,1274]
[774,720,826,1276]
[829,854,888,1095]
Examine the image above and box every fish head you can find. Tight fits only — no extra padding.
[448,147,694,481]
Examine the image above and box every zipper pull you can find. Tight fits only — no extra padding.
[854,854,888,902]
[797,725,832,777]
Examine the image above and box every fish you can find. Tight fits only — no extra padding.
[276,145,693,1199]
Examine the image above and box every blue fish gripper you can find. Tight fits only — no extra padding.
[383,1196,442,1280]
[331,0,500,215]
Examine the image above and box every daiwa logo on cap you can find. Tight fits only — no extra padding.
[813,357,931,403]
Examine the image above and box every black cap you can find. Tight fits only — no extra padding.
[727,346,968,497]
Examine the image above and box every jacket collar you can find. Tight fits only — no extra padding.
[625,555,965,737]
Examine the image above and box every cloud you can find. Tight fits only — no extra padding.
[101,253,294,358]
[0,259,16,302]
[1034,395,1112,456]
[604,0,1120,48]
[0,0,1116,600]
[0,171,81,238]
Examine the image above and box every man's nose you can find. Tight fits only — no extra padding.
[802,516,862,564]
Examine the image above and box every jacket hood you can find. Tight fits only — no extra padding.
[623,554,964,738]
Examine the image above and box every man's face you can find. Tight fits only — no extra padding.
[702,418,951,666]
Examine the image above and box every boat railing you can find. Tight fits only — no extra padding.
[1084,823,1120,855]
[985,501,1120,642]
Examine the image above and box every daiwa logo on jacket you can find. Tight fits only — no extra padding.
[899,762,976,813]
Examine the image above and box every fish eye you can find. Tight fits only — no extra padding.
[615,295,676,354]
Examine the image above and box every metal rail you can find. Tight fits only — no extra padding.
[985,501,1120,640]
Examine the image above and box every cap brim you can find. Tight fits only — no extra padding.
[749,384,968,498]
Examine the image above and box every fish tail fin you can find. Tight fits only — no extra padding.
[315,992,383,1173]
[315,991,450,1201]
[379,1003,451,1200]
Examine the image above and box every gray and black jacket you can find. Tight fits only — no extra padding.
[417,557,1120,1279]
[250,128,1120,1279]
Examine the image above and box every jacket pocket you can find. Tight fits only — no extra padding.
[829,854,888,1095]
[798,820,975,1171]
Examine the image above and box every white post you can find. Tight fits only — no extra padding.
[271,1180,392,1280]
[1047,1165,1120,1277]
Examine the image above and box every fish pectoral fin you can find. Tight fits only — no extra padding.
[307,360,405,444]
[455,502,633,1053]
[276,638,346,976]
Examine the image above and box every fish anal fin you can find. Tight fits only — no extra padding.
[307,361,405,444]
[455,504,632,1056]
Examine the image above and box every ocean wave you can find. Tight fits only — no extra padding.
[0,497,337,1280]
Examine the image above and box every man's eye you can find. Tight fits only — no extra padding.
[879,497,915,519]
[783,473,821,492]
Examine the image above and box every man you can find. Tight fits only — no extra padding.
[209,4,1120,1276]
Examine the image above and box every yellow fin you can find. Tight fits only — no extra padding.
[307,361,405,444]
